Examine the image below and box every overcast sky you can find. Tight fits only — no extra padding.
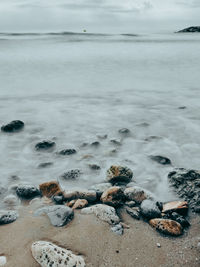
[0,0,199,33]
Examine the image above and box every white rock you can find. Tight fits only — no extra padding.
[31,241,85,267]
[81,204,120,224]
[0,256,7,266]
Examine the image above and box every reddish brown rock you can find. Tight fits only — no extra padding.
[100,186,124,207]
[67,199,76,207]
[162,201,188,215]
[149,218,183,236]
[39,181,62,198]
[72,199,88,209]
[106,165,133,184]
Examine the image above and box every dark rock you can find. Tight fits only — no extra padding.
[60,169,81,180]
[58,149,76,155]
[91,141,100,147]
[107,165,133,185]
[177,26,200,33]
[0,210,18,225]
[140,199,161,219]
[38,162,53,168]
[88,164,101,170]
[35,205,74,227]
[110,139,121,146]
[118,128,130,135]
[150,155,171,165]
[162,212,190,228]
[16,184,40,199]
[168,168,200,212]
[39,181,62,198]
[144,136,162,142]
[35,140,56,151]
[101,186,125,207]
[1,120,24,133]
[178,106,186,109]
[126,207,140,220]
[52,195,64,204]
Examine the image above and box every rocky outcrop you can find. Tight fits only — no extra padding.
[35,205,74,227]
[81,204,120,225]
[0,210,18,225]
[177,26,200,33]
[124,186,153,204]
[1,120,24,132]
[31,241,85,267]
[149,155,171,165]
[149,218,182,236]
[106,165,133,184]
[35,140,56,151]
[162,201,188,215]
[16,184,40,199]
[168,168,200,212]
[101,186,124,207]
[140,200,161,219]
[39,181,62,198]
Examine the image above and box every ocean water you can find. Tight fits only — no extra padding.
[0,32,200,203]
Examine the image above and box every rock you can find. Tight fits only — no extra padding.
[162,212,190,228]
[31,241,85,267]
[168,168,200,212]
[118,128,130,135]
[81,204,120,225]
[126,207,140,220]
[52,195,64,204]
[149,155,171,165]
[125,201,136,207]
[100,186,124,207]
[97,134,107,140]
[88,164,101,170]
[111,224,123,235]
[140,200,161,219]
[38,162,53,168]
[144,136,162,142]
[0,210,18,225]
[110,139,121,146]
[156,243,161,248]
[124,186,153,204]
[72,199,88,209]
[149,218,182,236]
[63,190,97,203]
[162,201,188,215]
[60,169,81,180]
[67,200,76,207]
[1,120,24,132]
[39,181,62,198]
[0,256,6,266]
[89,183,112,198]
[177,26,200,33]
[16,184,40,199]
[35,140,56,151]
[3,194,19,206]
[91,141,100,147]
[58,149,77,155]
[178,106,186,109]
[35,205,74,227]
[107,165,133,184]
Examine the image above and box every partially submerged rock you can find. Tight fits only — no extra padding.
[31,241,85,267]
[1,120,24,133]
[35,205,74,227]
[0,210,18,225]
[118,128,130,135]
[162,212,190,228]
[81,204,120,225]
[39,181,62,198]
[35,140,56,151]
[124,186,153,204]
[107,165,133,184]
[140,200,161,219]
[149,218,182,236]
[72,199,88,209]
[16,184,40,199]
[162,201,188,215]
[38,162,53,168]
[63,190,97,203]
[88,164,101,170]
[101,186,124,207]
[58,149,77,155]
[60,169,81,180]
[149,155,171,165]
[3,194,19,206]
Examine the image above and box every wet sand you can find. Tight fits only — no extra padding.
[0,204,199,267]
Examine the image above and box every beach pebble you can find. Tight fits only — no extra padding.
[156,243,161,248]
[81,204,120,225]
[16,184,40,199]
[162,212,190,228]
[39,181,62,198]
[126,207,140,220]
[35,205,74,227]
[72,199,88,209]
[58,149,77,155]
[107,165,133,185]
[31,241,85,267]
[1,120,24,133]
[111,223,123,235]
[140,200,161,219]
[35,140,56,151]
[63,190,97,203]
[162,201,188,215]
[0,210,18,225]
[101,186,124,207]
[149,155,171,165]
[0,256,7,266]
[60,169,81,180]
[149,218,182,236]
[124,186,153,204]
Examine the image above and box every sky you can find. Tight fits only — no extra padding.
[0,0,199,33]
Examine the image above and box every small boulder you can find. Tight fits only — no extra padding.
[101,186,124,207]
[81,204,120,225]
[52,195,64,204]
[149,218,182,236]
[107,165,133,184]
[72,199,88,209]
[16,184,40,199]
[140,200,161,219]
[126,207,140,220]
[58,149,77,155]
[39,181,62,198]
[150,155,171,165]
[31,241,85,267]
[1,120,24,133]
[35,140,55,151]
[162,201,188,215]
[60,169,81,180]
[124,186,153,204]
[35,205,74,227]
[0,210,18,225]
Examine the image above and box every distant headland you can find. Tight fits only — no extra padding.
[177,26,200,33]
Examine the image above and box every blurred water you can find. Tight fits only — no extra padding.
[0,32,200,203]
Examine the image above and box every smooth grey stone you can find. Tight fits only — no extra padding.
[16,184,40,199]
[140,199,161,219]
[111,223,123,235]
